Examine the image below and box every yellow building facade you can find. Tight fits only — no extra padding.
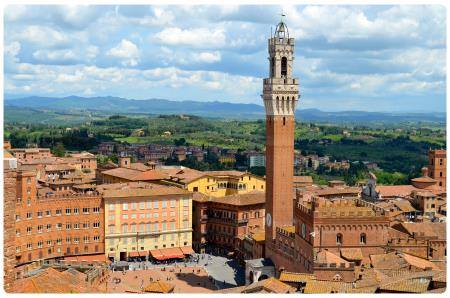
[186,171,266,197]
[100,183,193,261]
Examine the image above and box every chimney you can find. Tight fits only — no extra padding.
[421,167,429,177]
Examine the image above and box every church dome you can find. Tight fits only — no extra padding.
[274,21,289,39]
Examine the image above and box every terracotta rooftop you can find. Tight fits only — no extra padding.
[209,191,265,206]
[370,252,409,270]
[279,271,315,283]
[400,253,439,270]
[378,272,432,293]
[398,222,446,240]
[293,175,313,183]
[203,170,247,177]
[101,167,167,181]
[160,167,204,184]
[10,267,99,293]
[143,281,174,293]
[241,277,296,293]
[69,152,95,158]
[98,182,190,198]
[303,280,353,294]
[130,162,151,171]
[340,248,363,261]
[411,176,437,183]
[315,250,350,266]
[376,185,417,198]
[45,164,76,171]
[392,199,417,213]
[314,187,360,197]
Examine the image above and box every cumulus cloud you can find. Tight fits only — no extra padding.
[3,4,446,111]
[107,39,140,66]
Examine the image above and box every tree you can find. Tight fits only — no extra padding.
[53,143,66,157]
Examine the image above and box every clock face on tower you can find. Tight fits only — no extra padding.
[266,213,272,227]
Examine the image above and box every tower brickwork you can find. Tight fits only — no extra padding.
[263,20,299,250]
[428,149,446,191]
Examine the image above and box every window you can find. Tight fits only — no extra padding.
[140,213,145,219]
[16,229,20,236]
[170,200,175,208]
[37,211,43,218]
[46,223,52,231]
[153,201,158,208]
[162,222,167,230]
[109,204,115,211]
[183,210,188,216]
[122,214,129,220]
[131,224,136,233]
[108,214,115,221]
[15,215,20,222]
[93,222,100,228]
[27,226,32,234]
[131,202,137,210]
[140,223,145,232]
[27,243,33,250]
[162,212,167,217]
[65,208,71,215]
[57,238,62,245]
[47,240,52,246]
[37,241,43,248]
[440,172,443,177]
[45,210,51,217]
[131,213,137,219]
[123,203,128,211]
[73,237,79,244]
[139,202,145,210]
[94,236,100,242]
[26,212,32,219]
[146,223,151,232]
[122,224,128,233]
[170,222,175,230]
[336,233,343,245]
[154,223,159,232]
[281,57,287,76]
[193,187,198,192]
[83,222,90,229]
[74,223,79,229]
[109,225,115,234]
[360,233,366,244]
[83,236,90,243]
[73,208,79,215]
[154,213,159,218]
[162,201,167,209]
[183,198,189,207]
[146,201,152,209]
[56,209,62,216]
[170,211,175,217]
[57,223,63,230]
[66,237,71,243]
[183,221,189,229]
[146,213,151,219]
[93,207,100,213]
[82,207,90,214]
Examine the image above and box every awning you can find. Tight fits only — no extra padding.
[180,246,195,255]
[150,249,165,260]
[128,251,140,257]
[160,247,184,259]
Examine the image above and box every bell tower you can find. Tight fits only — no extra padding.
[263,19,299,247]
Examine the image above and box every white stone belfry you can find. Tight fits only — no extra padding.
[262,20,299,116]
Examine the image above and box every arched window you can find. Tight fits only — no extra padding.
[336,233,343,245]
[281,57,287,77]
[360,233,366,244]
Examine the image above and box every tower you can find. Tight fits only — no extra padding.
[263,20,299,247]
[428,149,446,190]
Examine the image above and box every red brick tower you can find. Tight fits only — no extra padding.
[428,149,446,190]
[263,20,299,252]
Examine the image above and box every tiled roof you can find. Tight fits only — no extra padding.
[399,222,446,240]
[400,253,439,270]
[130,162,151,171]
[10,267,98,293]
[242,277,296,293]
[370,252,409,270]
[411,176,437,183]
[160,167,204,184]
[392,199,417,213]
[303,280,353,293]
[293,176,313,183]
[143,281,174,293]
[101,167,167,181]
[314,187,360,196]
[279,271,314,283]
[45,164,76,171]
[340,248,363,261]
[98,182,190,198]
[316,250,350,266]
[379,275,431,293]
[376,185,417,197]
[209,191,265,206]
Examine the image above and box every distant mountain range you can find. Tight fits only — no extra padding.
[4,95,446,123]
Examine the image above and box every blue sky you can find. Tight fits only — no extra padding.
[4,5,446,112]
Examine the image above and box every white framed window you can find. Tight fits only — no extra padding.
[170,199,175,208]
[109,204,115,211]
[123,203,128,211]
[153,201,158,208]
[131,203,137,210]
[139,202,145,210]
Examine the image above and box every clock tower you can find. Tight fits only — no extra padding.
[263,19,299,249]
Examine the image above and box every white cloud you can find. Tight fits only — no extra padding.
[55,70,84,83]
[195,51,221,63]
[154,27,226,48]
[5,41,21,56]
[33,49,76,62]
[107,39,140,66]
[13,25,70,47]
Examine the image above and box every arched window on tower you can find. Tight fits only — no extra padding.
[336,233,343,245]
[270,57,275,77]
[360,233,366,244]
[281,57,287,77]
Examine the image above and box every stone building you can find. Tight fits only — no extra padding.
[191,191,265,255]
[98,182,194,261]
